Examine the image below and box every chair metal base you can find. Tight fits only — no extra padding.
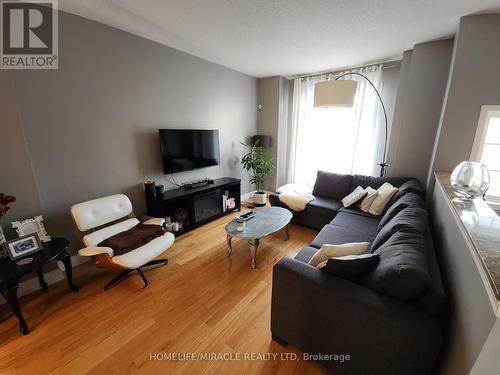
[104,258,168,291]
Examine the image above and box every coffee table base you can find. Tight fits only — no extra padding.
[226,224,290,269]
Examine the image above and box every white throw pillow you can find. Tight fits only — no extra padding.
[358,186,377,212]
[308,242,370,267]
[368,182,399,216]
[341,186,366,208]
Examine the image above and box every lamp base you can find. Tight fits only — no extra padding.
[378,163,390,178]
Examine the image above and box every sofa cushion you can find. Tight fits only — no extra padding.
[350,174,388,190]
[350,175,412,191]
[310,224,375,249]
[269,192,305,224]
[294,246,319,263]
[378,192,424,231]
[304,196,342,218]
[309,242,370,267]
[331,212,380,237]
[388,179,424,207]
[371,207,427,251]
[320,253,380,281]
[338,205,378,218]
[397,179,424,196]
[362,230,432,301]
[312,171,353,200]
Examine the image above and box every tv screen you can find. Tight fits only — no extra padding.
[159,129,220,174]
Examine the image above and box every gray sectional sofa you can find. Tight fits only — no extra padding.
[270,171,445,375]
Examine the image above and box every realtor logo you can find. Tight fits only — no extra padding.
[1,0,58,69]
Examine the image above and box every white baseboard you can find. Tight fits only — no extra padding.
[0,254,90,305]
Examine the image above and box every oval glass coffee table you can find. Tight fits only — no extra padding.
[225,206,293,268]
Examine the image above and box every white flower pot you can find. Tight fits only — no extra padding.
[253,191,267,206]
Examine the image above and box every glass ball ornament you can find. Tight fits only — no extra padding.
[450,161,490,200]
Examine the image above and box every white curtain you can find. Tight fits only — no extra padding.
[286,65,384,186]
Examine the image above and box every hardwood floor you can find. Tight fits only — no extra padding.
[0,215,331,374]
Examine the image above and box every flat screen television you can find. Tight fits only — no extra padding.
[159,129,220,174]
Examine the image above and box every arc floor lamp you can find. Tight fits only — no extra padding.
[314,72,390,177]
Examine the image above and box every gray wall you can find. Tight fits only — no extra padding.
[256,76,280,190]
[430,14,500,179]
[1,11,257,254]
[386,39,454,184]
[431,180,497,375]
[0,71,43,239]
[256,75,289,191]
[380,64,401,138]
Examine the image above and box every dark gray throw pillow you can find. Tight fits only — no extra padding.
[371,207,427,251]
[320,253,380,281]
[362,230,431,301]
[378,192,424,231]
[312,171,353,200]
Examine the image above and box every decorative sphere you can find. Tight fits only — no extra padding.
[450,161,490,199]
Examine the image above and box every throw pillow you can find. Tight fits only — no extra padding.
[308,242,370,267]
[341,186,366,208]
[358,186,377,212]
[318,253,380,281]
[368,182,399,216]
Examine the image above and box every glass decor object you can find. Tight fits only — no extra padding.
[450,161,490,199]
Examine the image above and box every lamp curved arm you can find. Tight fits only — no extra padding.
[335,72,389,177]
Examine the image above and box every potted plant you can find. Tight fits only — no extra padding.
[241,140,274,206]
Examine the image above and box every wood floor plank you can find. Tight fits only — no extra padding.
[0,215,330,374]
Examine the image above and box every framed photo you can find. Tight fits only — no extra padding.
[11,215,50,242]
[4,233,44,260]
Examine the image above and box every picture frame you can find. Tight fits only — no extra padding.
[4,233,44,260]
[11,215,50,242]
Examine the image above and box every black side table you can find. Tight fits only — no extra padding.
[0,237,79,335]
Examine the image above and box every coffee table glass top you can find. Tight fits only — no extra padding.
[225,206,292,239]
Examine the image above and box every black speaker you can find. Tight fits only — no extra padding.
[144,181,156,215]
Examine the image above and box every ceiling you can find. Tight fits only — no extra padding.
[59,0,500,78]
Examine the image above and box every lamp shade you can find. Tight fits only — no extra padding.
[251,135,272,148]
[314,80,358,107]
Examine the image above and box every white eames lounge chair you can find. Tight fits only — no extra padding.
[71,194,175,290]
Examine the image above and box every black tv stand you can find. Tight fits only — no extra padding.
[145,177,241,236]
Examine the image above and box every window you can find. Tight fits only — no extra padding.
[287,65,385,186]
[471,106,500,202]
